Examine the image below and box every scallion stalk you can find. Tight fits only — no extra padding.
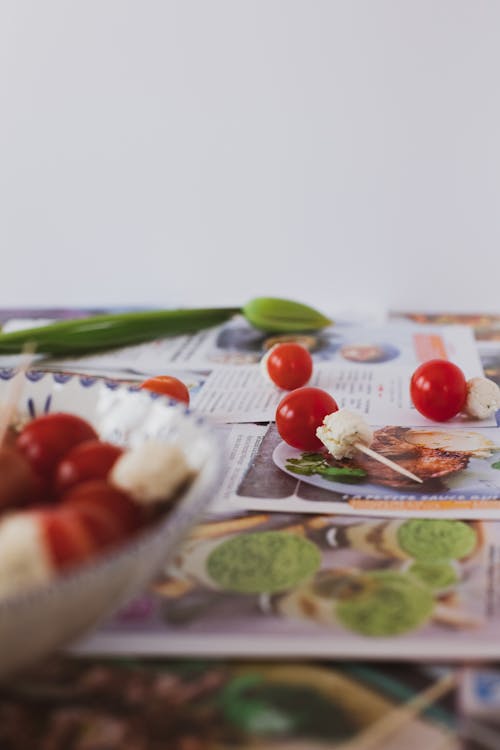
[0,298,331,356]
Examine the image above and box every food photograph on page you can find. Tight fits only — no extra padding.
[78,509,500,659]
[275,424,500,502]
[211,316,403,366]
[208,316,474,368]
[236,423,500,517]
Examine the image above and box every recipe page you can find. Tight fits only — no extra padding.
[75,507,500,661]
[229,423,500,520]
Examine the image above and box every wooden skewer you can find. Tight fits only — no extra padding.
[0,343,36,447]
[343,671,456,750]
[354,441,423,484]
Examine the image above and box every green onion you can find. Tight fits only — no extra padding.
[243,297,332,333]
[0,298,332,356]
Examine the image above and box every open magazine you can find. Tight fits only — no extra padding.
[2,308,500,663]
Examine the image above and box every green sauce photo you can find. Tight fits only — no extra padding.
[207,531,322,594]
[408,561,458,590]
[335,571,434,637]
[397,520,477,561]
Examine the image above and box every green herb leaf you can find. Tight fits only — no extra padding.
[285,453,366,483]
[285,463,318,476]
[286,458,324,468]
[317,466,367,479]
[0,308,240,356]
[492,461,500,470]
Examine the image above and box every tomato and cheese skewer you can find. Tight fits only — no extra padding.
[0,508,98,599]
[316,408,423,484]
[316,409,374,460]
[275,387,338,451]
[0,484,144,599]
[410,360,467,422]
[0,402,197,600]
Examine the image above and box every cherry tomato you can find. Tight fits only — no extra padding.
[0,446,46,510]
[17,413,98,478]
[61,480,142,538]
[263,343,313,390]
[275,387,338,450]
[55,440,123,494]
[410,359,467,422]
[140,375,190,405]
[38,508,97,570]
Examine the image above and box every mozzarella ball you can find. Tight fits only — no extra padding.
[464,377,500,419]
[110,441,192,505]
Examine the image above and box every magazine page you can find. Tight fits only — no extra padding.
[391,312,500,393]
[190,360,496,425]
[1,313,488,425]
[75,508,500,661]
[230,423,500,519]
[1,313,482,371]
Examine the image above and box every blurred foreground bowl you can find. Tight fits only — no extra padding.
[0,371,222,676]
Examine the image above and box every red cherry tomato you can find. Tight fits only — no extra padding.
[410,359,467,422]
[275,387,338,450]
[38,508,97,570]
[17,413,98,478]
[140,375,190,405]
[55,440,124,494]
[0,446,46,510]
[264,343,313,390]
[61,480,142,538]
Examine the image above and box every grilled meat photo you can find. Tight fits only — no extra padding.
[352,426,469,490]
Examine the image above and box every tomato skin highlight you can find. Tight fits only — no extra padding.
[140,376,190,405]
[410,359,467,422]
[275,387,338,450]
[55,440,124,494]
[265,343,313,390]
[17,413,98,478]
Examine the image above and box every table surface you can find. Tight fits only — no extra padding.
[1,310,500,749]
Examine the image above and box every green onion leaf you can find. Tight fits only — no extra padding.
[242,298,332,333]
[0,297,332,355]
[0,308,240,355]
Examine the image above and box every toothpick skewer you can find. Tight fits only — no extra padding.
[0,343,36,447]
[344,671,456,750]
[354,441,423,484]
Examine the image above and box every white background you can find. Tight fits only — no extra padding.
[1,1,499,315]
